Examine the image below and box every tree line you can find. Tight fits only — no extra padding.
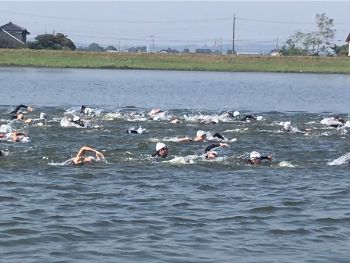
[26,13,348,56]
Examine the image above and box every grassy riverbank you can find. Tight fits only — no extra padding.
[0,49,349,73]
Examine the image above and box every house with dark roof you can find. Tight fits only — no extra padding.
[346,33,350,56]
[0,22,30,48]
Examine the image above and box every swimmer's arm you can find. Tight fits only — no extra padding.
[178,136,193,142]
[10,105,32,114]
[12,131,25,142]
[204,143,230,153]
[78,146,105,159]
[72,146,90,164]
[260,155,272,161]
[213,132,225,140]
[12,133,18,142]
[72,147,86,164]
[10,105,27,114]
[94,150,105,160]
[204,143,220,153]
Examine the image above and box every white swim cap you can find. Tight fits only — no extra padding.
[85,108,93,115]
[250,151,261,159]
[40,112,47,119]
[196,130,206,137]
[73,116,80,122]
[283,121,291,129]
[156,142,167,151]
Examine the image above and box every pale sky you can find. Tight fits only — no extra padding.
[0,1,349,50]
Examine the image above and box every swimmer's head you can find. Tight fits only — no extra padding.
[283,121,291,130]
[84,108,93,115]
[75,156,96,165]
[196,130,206,138]
[84,156,96,163]
[156,142,167,152]
[40,112,47,119]
[206,151,218,159]
[156,142,168,158]
[250,151,261,160]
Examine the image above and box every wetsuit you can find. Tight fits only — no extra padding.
[213,133,225,140]
[127,129,139,134]
[10,105,29,114]
[329,118,345,128]
[80,105,86,114]
[10,105,29,119]
[204,143,221,153]
[71,119,85,127]
[241,115,256,121]
[151,151,161,158]
[151,151,167,158]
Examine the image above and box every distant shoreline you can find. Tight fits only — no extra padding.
[0,49,349,74]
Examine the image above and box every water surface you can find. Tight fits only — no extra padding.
[0,67,349,263]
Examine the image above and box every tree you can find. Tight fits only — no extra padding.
[28,33,76,50]
[331,44,348,56]
[106,45,117,51]
[55,33,76,50]
[280,38,303,56]
[281,13,335,56]
[315,13,336,54]
[86,43,104,52]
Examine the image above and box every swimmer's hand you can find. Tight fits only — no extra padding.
[219,143,230,148]
[96,151,105,160]
[267,156,273,161]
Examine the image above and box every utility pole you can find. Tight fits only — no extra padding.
[220,38,223,54]
[232,13,236,54]
[150,35,155,53]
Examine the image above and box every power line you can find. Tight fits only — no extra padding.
[0,8,231,24]
[236,17,315,25]
[236,17,350,26]
[1,7,349,26]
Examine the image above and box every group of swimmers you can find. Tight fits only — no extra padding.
[145,108,273,165]
[2,104,348,166]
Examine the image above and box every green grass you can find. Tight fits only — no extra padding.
[0,49,350,73]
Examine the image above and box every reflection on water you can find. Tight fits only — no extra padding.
[1,67,350,112]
